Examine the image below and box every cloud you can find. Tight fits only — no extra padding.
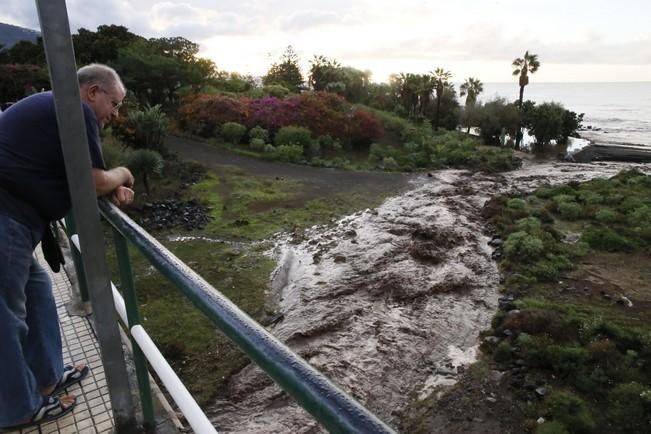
[281,10,340,31]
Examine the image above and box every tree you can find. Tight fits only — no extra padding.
[431,68,452,130]
[1,39,45,65]
[460,77,483,108]
[512,51,540,109]
[0,64,49,102]
[460,77,483,133]
[308,55,342,91]
[263,45,303,93]
[512,50,540,148]
[73,25,141,65]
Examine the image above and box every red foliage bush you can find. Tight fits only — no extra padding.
[349,109,383,149]
[177,94,249,137]
[177,91,381,144]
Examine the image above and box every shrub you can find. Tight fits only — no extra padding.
[557,202,583,221]
[536,185,577,199]
[515,217,542,233]
[607,382,650,432]
[177,94,248,136]
[507,198,528,210]
[535,421,569,434]
[271,144,303,163]
[348,110,383,150]
[263,144,275,154]
[529,254,573,280]
[112,104,168,154]
[594,208,618,223]
[476,98,521,145]
[249,126,269,142]
[382,157,399,170]
[317,134,335,150]
[581,226,636,251]
[274,126,312,149]
[369,143,385,161]
[504,231,545,262]
[544,391,595,434]
[249,138,266,151]
[493,340,513,363]
[220,122,247,144]
[127,149,164,196]
[627,205,651,227]
[262,84,290,97]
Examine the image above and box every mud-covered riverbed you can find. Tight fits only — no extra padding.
[207,161,650,433]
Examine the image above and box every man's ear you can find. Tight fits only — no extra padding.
[84,84,100,103]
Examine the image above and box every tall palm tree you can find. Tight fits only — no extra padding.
[460,77,483,133]
[512,50,540,148]
[512,50,540,108]
[460,77,483,107]
[431,67,452,130]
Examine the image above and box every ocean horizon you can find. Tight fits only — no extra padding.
[475,82,651,149]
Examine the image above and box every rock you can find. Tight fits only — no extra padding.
[334,255,347,263]
[484,336,501,344]
[537,417,545,424]
[502,329,513,337]
[486,397,497,403]
[535,387,546,397]
[617,295,633,307]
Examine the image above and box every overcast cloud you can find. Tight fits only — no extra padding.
[1,0,649,81]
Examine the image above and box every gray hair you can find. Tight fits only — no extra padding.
[77,63,125,94]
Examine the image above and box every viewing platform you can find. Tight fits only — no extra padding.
[4,249,180,434]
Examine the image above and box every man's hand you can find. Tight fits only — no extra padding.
[93,166,135,196]
[111,186,135,206]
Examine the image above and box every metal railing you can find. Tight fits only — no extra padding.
[67,199,396,434]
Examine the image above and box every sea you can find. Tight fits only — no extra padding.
[478,82,651,149]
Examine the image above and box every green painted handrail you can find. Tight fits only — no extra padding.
[99,199,395,434]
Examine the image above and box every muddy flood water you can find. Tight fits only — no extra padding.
[207,161,650,433]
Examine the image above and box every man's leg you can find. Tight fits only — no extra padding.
[23,259,64,393]
[0,216,42,426]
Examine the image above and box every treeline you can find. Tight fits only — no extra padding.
[1,25,583,154]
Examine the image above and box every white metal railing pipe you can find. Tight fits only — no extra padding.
[130,325,218,434]
[70,233,216,433]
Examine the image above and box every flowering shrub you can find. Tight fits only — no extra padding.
[348,110,383,149]
[177,91,374,143]
[177,94,249,136]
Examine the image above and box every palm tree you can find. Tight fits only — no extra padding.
[460,77,483,133]
[512,50,540,148]
[512,50,540,108]
[431,67,452,130]
[460,77,483,107]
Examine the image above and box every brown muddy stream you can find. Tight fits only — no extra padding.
[207,161,649,433]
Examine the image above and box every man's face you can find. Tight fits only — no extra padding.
[85,83,125,129]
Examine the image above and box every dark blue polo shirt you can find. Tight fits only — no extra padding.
[0,91,106,232]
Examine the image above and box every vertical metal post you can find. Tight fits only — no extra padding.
[35,1,138,432]
[65,214,90,302]
[113,228,156,431]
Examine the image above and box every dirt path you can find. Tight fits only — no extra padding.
[165,135,412,196]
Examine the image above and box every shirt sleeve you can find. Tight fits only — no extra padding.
[82,104,106,170]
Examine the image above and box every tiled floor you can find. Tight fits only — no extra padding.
[6,252,114,434]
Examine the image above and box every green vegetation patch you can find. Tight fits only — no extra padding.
[483,169,651,433]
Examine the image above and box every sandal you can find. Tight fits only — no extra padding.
[0,395,76,432]
[52,365,90,395]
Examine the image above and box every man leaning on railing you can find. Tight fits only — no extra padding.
[0,64,134,431]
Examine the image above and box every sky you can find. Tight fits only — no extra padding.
[2,0,651,83]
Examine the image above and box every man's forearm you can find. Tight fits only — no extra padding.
[93,167,134,196]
